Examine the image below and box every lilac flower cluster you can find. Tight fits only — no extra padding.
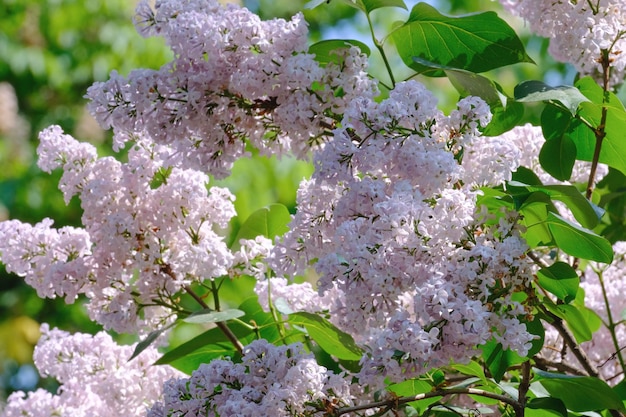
[86,0,376,178]
[0,125,237,334]
[500,0,626,86]
[273,80,536,387]
[147,339,353,417]
[2,325,181,417]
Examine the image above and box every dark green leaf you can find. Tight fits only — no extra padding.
[480,339,524,382]
[526,397,567,417]
[539,134,576,182]
[231,204,291,250]
[289,312,363,361]
[546,212,613,263]
[537,262,579,303]
[182,308,245,324]
[390,3,533,75]
[539,375,626,412]
[525,315,545,357]
[511,166,543,186]
[514,80,589,115]
[309,39,371,65]
[129,324,173,361]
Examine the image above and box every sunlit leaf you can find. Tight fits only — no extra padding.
[514,80,589,115]
[290,312,363,360]
[391,3,533,75]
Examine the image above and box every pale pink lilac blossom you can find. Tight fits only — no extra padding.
[0,126,237,334]
[1,324,182,417]
[499,0,626,87]
[147,339,354,417]
[87,0,377,178]
[272,80,535,387]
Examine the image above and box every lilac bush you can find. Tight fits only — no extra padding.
[2,0,626,415]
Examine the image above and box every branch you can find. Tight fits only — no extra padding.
[184,284,244,355]
[333,387,519,416]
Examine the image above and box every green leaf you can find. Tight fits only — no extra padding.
[156,298,282,371]
[518,192,554,247]
[544,302,594,343]
[514,80,589,115]
[546,212,613,263]
[231,204,291,250]
[129,324,173,361]
[390,3,533,75]
[576,76,625,111]
[451,361,487,382]
[409,58,504,105]
[355,0,407,13]
[309,39,371,65]
[482,101,525,136]
[537,262,579,303]
[182,308,245,324]
[539,134,576,182]
[289,312,363,361]
[511,166,543,186]
[480,339,524,382]
[539,375,626,412]
[508,182,600,229]
[526,397,568,417]
[388,379,440,413]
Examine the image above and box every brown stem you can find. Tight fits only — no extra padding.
[513,361,531,417]
[333,387,519,416]
[540,305,599,377]
[183,284,244,355]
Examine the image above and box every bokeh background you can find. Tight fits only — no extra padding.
[0,0,612,403]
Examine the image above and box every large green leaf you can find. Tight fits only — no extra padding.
[546,212,613,263]
[514,80,589,115]
[289,312,363,361]
[537,262,579,303]
[230,203,291,249]
[390,2,533,75]
[538,373,626,412]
